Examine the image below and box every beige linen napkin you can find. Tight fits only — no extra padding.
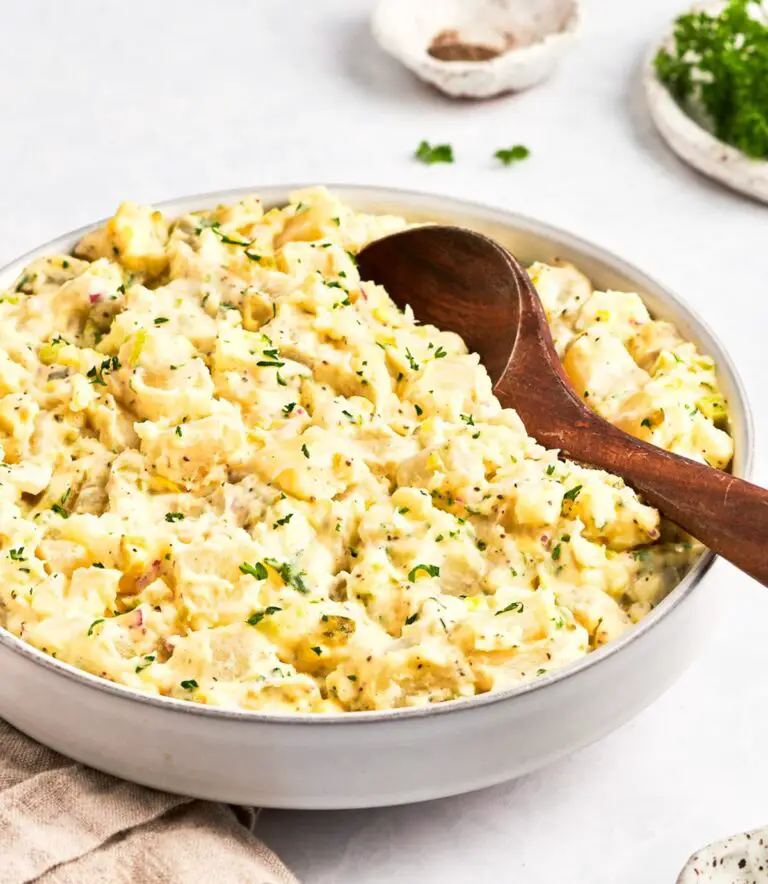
[0,718,299,884]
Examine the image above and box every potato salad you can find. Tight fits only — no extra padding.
[0,188,733,713]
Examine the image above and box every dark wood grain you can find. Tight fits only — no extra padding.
[358,226,768,587]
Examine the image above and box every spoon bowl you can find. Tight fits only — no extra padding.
[357,225,521,384]
[358,224,768,587]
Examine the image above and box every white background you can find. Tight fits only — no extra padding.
[1,1,767,882]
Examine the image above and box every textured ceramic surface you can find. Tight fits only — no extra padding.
[678,825,768,882]
[645,1,768,203]
[372,0,580,97]
[0,185,753,809]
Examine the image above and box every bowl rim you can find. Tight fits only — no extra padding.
[0,183,755,726]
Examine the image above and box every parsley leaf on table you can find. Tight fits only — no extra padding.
[414,141,455,164]
[494,145,530,165]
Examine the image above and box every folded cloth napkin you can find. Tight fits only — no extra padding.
[0,718,299,884]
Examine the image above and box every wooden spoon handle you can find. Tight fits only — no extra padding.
[554,416,768,585]
[495,254,768,586]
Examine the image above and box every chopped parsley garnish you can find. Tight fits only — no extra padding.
[563,485,583,502]
[405,613,420,625]
[494,145,531,165]
[408,563,440,581]
[641,418,652,428]
[164,512,185,522]
[655,0,768,159]
[135,654,155,674]
[397,507,410,515]
[257,347,284,368]
[15,274,32,293]
[86,355,120,387]
[198,220,251,247]
[87,618,104,636]
[240,561,268,580]
[414,403,423,416]
[460,413,475,426]
[433,346,447,358]
[341,409,356,422]
[552,543,562,561]
[404,348,419,371]
[9,547,25,561]
[301,443,310,459]
[180,679,198,690]
[246,605,282,626]
[496,601,524,616]
[175,426,183,437]
[244,250,262,262]
[273,513,293,528]
[347,674,358,681]
[310,645,323,656]
[154,317,169,325]
[264,558,309,593]
[283,402,296,415]
[93,562,105,568]
[415,140,455,164]
[51,488,71,518]
[546,465,556,476]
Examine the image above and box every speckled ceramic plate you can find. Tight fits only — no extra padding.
[678,826,768,882]
[644,0,768,204]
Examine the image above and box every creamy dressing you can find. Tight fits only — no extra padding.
[0,187,733,712]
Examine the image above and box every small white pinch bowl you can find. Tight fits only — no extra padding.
[678,825,768,882]
[645,0,768,203]
[371,0,580,98]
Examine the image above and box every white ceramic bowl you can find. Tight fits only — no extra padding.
[372,0,580,98]
[0,186,753,809]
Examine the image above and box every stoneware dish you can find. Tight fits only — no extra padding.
[677,824,768,882]
[0,186,753,809]
[372,0,580,98]
[645,0,768,203]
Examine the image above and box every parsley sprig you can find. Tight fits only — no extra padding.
[655,0,768,158]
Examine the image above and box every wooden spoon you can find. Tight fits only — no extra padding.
[357,225,768,586]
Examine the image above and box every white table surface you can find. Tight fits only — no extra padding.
[1,0,766,881]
